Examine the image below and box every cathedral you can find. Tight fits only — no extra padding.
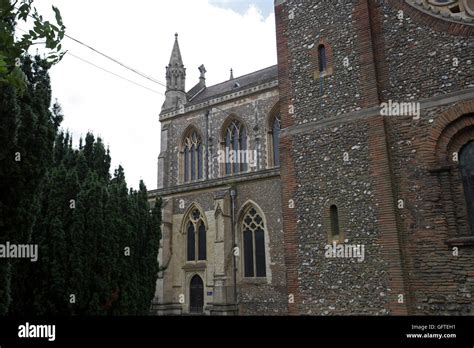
[149,0,474,315]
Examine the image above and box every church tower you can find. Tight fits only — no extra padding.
[162,33,187,110]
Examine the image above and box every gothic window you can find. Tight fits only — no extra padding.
[460,141,474,233]
[182,129,203,183]
[223,119,248,175]
[186,208,206,261]
[329,205,340,242]
[242,206,266,277]
[270,113,281,167]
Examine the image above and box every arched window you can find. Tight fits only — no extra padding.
[223,119,248,175]
[270,113,281,167]
[242,206,266,277]
[460,141,474,233]
[329,205,340,242]
[182,129,203,182]
[186,208,206,261]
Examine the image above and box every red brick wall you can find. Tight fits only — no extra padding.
[275,0,301,315]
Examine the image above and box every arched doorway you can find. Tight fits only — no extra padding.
[189,275,204,313]
[460,141,474,232]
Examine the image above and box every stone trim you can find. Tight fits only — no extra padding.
[160,80,279,121]
[322,203,348,244]
[281,89,474,138]
[311,38,334,80]
[148,168,280,198]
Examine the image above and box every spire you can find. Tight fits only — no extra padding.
[162,33,187,110]
[229,68,234,80]
[168,33,183,66]
[165,33,186,93]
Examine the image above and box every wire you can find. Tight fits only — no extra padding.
[64,34,167,89]
[15,20,235,113]
[14,5,166,88]
[66,52,164,96]
[15,26,163,95]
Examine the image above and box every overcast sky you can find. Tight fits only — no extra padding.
[26,0,276,190]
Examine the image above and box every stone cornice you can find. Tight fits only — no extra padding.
[281,88,474,137]
[159,79,279,121]
[149,168,280,198]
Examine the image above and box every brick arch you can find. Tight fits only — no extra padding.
[386,0,474,36]
[448,127,474,162]
[437,117,474,166]
[422,100,474,168]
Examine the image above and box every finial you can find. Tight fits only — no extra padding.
[175,33,178,40]
[230,68,234,80]
[199,64,207,79]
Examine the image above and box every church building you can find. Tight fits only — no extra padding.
[149,0,474,315]
[149,33,286,315]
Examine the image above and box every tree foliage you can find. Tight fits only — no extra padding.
[0,1,161,316]
[0,0,66,91]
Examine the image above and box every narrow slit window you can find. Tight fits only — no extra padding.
[330,205,340,242]
[318,44,327,73]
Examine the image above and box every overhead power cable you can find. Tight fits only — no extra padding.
[16,20,236,113]
[14,7,166,88]
[63,34,167,89]
[15,26,164,95]
[66,52,164,96]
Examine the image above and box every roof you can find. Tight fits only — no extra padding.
[186,65,278,106]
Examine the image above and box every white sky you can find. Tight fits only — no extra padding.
[26,0,276,190]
